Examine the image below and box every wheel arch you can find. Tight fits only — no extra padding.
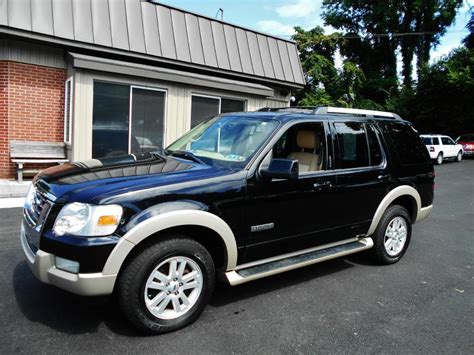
[102,210,238,276]
[366,185,421,236]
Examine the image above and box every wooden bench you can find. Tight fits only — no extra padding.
[10,141,69,183]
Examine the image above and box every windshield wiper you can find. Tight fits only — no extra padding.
[165,149,205,164]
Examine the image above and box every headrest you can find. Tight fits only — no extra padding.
[296,130,320,150]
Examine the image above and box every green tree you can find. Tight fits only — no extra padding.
[401,47,474,136]
[322,0,462,91]
[464,12,474,49]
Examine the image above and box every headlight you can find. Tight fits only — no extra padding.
[53,202,123,237]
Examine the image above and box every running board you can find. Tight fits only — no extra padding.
[225,237,373,286]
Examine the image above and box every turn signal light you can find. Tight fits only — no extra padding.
[97,215,119,226]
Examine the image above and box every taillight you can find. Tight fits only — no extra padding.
[429,147,435,152]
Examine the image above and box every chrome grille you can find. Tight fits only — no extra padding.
[24,186,51,228]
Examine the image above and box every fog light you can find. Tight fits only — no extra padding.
[55,257,80,273]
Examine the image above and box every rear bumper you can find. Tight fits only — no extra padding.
[415,205,433,223]
[21,226,116,296]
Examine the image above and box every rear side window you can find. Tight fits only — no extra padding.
[432,137,440,145]
[334,122,369,168]
[441,137,454,145]
[380,122,428,165]
[422,137,432,145]
[366,125,383,166]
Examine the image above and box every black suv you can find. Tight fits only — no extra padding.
[21,107,434,334]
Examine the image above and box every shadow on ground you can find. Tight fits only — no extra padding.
[13,256,361,337]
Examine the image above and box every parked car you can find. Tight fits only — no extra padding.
[421,134,463,165]
[21,107,434,334]
[456,134,474,157]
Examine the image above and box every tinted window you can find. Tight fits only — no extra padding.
[432,137,440,145]
[191,96,220,128]
[380,123,428,165]
[334,122,369,169]
[441,137,454,145]
[367,125,383,166]
[130,88,166,155]
[221,98,245,113]
[92,82,130,158]
[422,137,432,145]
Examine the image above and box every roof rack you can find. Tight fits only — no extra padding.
[257,106,402,120]
[257,106,316,114]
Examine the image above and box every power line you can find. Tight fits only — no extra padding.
[275,28,469,39]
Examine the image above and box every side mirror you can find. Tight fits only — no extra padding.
[262,159,299,180]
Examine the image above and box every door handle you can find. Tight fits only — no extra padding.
[313,181,332,190]
[378,174,390,181]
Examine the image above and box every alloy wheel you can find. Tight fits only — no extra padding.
[144,256,203,320]
[384,216,408,257]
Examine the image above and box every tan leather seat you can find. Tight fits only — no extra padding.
[288,130,321,172]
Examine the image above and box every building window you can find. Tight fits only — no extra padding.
[64,77,73,144]
[92,82,166,159]
[191,94,246,128]
[130,87,166,155]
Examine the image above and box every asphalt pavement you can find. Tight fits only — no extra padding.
[0,159,473,354]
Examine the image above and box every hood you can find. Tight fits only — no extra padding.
[35,153,236,204]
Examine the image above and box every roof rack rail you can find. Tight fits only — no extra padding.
[257,106,316,113]
[313,106,402,120]
[257,106,403,120]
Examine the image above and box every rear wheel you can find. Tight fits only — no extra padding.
[117,236,215,334]
[456,150,463,162]
[436,152,443,165]
[368,205,412,264]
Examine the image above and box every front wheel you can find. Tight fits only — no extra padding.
[456,150,463,162]
[117,236,215,334]
[368,205,412,264]
[436,153,443,165]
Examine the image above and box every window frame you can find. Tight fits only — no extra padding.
[330,120,387,173]
[64,77,73,144]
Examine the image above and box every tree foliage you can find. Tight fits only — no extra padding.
[322,0,462,91]
[292,1,472,137]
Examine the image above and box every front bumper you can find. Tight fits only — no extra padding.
[21,226,117,296]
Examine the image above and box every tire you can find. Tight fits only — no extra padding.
[368,205,412,265]
[117,235,215,334]
[456,150,463,162]
[436,152,443,165]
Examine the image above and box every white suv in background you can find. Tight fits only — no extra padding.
[421,134,463,165]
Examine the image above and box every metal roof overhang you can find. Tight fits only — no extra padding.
[0,0,305,89]
[68,52,275,97]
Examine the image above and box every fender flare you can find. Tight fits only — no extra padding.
[366,185,421,236]
[102,210,238,275]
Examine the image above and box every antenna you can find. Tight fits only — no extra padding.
[215,8,224,21]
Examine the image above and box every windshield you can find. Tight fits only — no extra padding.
[166,115,280,168]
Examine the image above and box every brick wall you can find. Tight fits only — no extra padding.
[0,61,66,179]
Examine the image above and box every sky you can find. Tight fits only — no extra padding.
[159,0,472,64]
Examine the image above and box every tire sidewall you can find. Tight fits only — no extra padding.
[457,151,462,162]
[436,153,443,165]
[373,206,412,264]
[119,238,215,334]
